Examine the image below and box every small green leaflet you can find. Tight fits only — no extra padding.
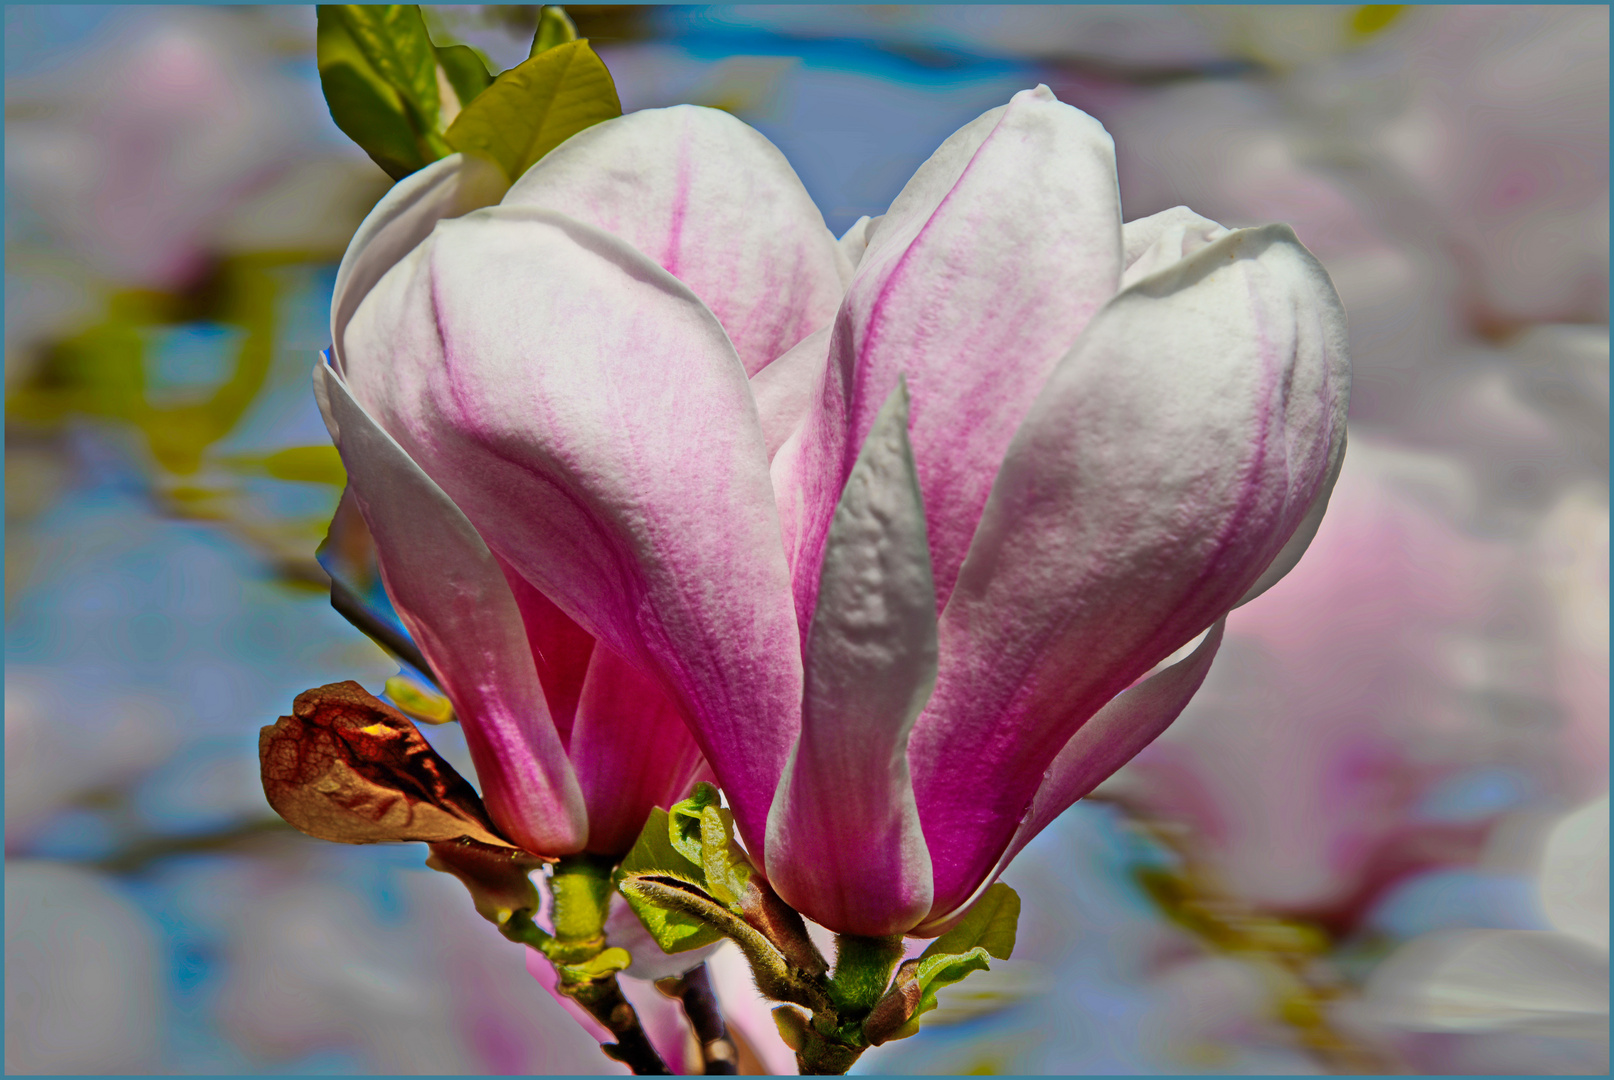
[316,5,494,181]
[554,945,631,984]
[444,39,621,182]
[921,881,1019,963]
[615,808,724,954]
[531,6,579,57]
[882,883,1021,1042]
[434,43,492,114]
[668,782,720,866]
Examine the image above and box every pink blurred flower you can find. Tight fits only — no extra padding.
[6,10,304,289]
[1108,436,1603,922]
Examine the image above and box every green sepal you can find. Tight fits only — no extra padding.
[615,807,724,954]
[553,946,632,984]
[444,38,621,183]
[921,882,1019,963]
[531,6,579,57]
[434,43,492,110]
[315,7,430,180]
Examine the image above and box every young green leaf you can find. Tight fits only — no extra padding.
[920,882,1020,963]
[668,782,721,867]
[554,945,632,984]
[876,947,993,1043]
[328,5,441,131]
[315,8,428,179]
[615,808,724,954]
[699,804,758,909]
[434,43,491,112]
[444,39,621,182]
[866,884,1023,1044]
[531,6,579,57]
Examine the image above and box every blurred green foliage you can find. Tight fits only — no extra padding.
[8,254,304,478]
[7,252,349,599]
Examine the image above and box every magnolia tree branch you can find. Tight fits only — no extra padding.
[565,973,673,1075]
[328,575,436,679]
[658,964,739,1075]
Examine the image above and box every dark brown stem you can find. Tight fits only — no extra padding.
[658,963,739,1074]
[560,973,672,1075]
[329,574,437,682]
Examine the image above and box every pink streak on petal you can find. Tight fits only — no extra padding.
[909,225,1350,910]
[570,645,707,857]
[503,106,844,376]
[803,86,1123,623]
[341,206,802,859]
[916,620,1225,928]
[494,554,596,748]
[316,364,587,856]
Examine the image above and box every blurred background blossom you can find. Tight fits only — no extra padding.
[5,5,1606,1075]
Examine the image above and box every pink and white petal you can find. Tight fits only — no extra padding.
[765,383,936,937]
[751,324,832,461]
[494,556,596,748]
[835,214,884,273]
[330,152,507,371]
[914,620,1225,932]
[314,362,586,856]
[569,645,707,858]
[1123,206,1341,611]
[910,224,1350,911]
[1235,433,1346,607]
[342,205,802,857]
[769,307,857,632]
[796,86,1124,627]
[1120,205,1232,290]
[502,105,846,376]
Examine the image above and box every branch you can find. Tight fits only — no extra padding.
[564,972,673,1075]
[657,963,738,1075]
[329,574,436,680]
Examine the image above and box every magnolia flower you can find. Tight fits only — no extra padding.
[322,85,1347,936]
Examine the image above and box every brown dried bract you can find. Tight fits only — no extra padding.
[260,680,512,848]
[426,837,549,921]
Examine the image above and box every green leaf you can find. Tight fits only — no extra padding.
[920,882,1019,963]
[530,5,579,57]
[869,884,1021,1043]
[434,43,491,111]
[699,804,757,909]
[667,782,721,867]
[383,674,455,725]
[328,5,441,130]
[316,8,430,179]
[615,808,724,954]
[444,38,621,182]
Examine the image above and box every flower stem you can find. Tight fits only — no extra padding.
[544,854,671,1074]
